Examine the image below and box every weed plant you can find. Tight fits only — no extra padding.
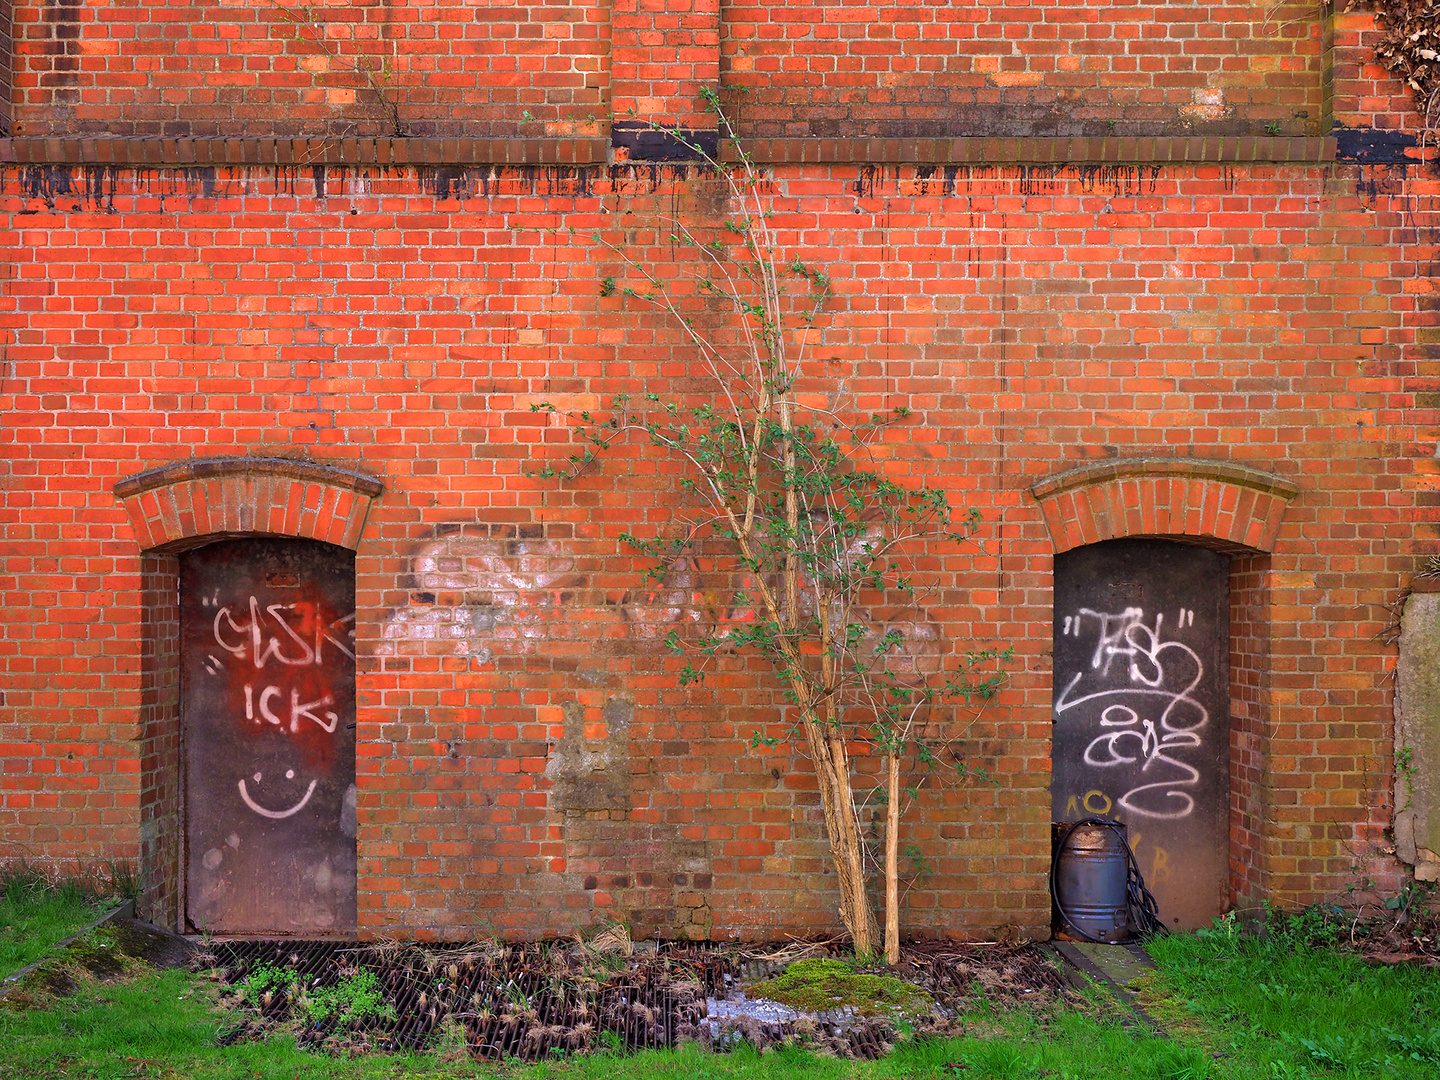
[236,961,299,1010]
[299,969,397,1027]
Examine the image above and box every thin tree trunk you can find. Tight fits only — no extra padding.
[827,732,876,952]
[884,752,900,965]
[798,711,880,955]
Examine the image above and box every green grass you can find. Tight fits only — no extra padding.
[3,902,1440,1080]
[0,964,478,1080]
[0,940,1214,1080]
[1142,911,1440,1079]
[0,971,1199,1080]
[0,871,113,982]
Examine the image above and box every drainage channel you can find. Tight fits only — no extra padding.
[208,938,894,1059]
[204,938,1067,1061]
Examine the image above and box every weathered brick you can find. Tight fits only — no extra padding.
[0,5,1428,944]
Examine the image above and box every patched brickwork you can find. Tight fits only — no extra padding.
[0,6,1432,939]
[612,0,720,141]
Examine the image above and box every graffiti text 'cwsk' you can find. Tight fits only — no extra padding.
[209,596,356,668]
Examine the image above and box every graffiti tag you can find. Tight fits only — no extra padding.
[1056,607,1206,820]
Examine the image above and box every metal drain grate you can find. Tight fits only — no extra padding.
[207,938,1062,1061]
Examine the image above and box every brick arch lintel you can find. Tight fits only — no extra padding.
[113,456,385,553]
[1029,457,1301,555]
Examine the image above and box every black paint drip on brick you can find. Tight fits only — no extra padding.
[611,122,718,162]
[1334,124,1419,164]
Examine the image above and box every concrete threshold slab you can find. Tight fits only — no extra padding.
[1048,939,1167,1038]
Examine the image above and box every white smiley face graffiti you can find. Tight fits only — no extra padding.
[237,767,317,819]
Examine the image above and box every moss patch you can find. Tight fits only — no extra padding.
[2,924,143,1011]
[749,959,933,1019]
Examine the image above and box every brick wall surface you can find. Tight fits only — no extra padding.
[10,0,610,139]
[0,6,1434,940]
[721,0,1325,139]
[9,0,1326,141]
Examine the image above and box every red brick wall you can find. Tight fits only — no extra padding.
[9,0,1329,141]
[721,0,1325,139]
[136,554,179,928]
[10,0,609,138]
[1329,8,1420,133]
[612,0,719,133]
[1,138,1430,935]
[0,6,1433,939]
[1229,553,1271,909]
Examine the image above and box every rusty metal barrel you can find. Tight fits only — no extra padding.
[1051,820,1134,943]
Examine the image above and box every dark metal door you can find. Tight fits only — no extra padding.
[1051,540,1229,931]
[181,538,357,936]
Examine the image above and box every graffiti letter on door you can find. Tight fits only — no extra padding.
[1056,607,1206,819]
[201,591,351,817]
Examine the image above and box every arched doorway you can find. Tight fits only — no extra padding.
[1051,539,1229,930]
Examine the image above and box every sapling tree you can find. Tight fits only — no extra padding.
[533,93,1006,962]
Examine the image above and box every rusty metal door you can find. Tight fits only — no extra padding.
[1051,540,1229,931]
[181,538,357,936]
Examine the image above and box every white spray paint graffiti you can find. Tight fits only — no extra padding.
[242,684,339,734]
[1056,607,1206,820]
[238,769,318,819]
[201,592,354,819]
[207,594,355,667]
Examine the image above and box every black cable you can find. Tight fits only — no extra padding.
[1050,817,1167,942]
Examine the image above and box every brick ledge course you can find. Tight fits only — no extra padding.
[0,135,1336,168]
[725,135,1336,165]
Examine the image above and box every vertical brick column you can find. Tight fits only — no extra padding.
[0,0,11,135]
[1327,7,1423,140]
[1323,5,1437,909]
[610,0,720,159]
